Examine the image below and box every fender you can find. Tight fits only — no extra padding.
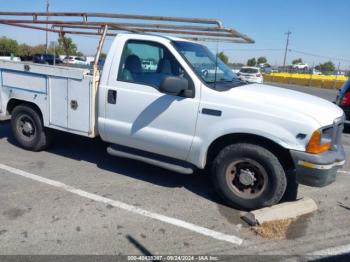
[4,93,48,126]
[187,117,313,169]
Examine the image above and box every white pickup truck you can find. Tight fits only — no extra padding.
[0,33,346,210]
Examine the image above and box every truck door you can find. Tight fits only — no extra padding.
[103,40,199,160]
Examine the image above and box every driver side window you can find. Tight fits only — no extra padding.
[117,40,190,90]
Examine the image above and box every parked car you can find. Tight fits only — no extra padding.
[0,33,346,210]
[309,68,322,75]
[292,63,309,70]
[63,56,89,66]
[261,66,278,74]
[258,63,269,68]
[336,79,350,121]
[237,66,263,83]
[0,56,21,62]
[333,71,345,76]
[32,54,62,65]
[141,60,157,71]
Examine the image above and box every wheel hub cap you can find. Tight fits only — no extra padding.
[225,159,269,199]
[23,122,34,134]
[17,115,36,141]
[239,168,256,186]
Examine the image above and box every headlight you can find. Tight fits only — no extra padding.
[306,127,333,154]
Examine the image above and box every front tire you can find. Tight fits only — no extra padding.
[212,143,287,210]
[11,105,52,151]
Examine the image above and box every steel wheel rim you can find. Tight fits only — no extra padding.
[16,114,36,142]
[225,158,268,199]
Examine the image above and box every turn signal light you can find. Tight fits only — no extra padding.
[306,130,331,154]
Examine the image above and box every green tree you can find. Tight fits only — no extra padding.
[31,44,47,55]
[247,57,256,66]
[292,58,303,64]
[0,36,83,57]
[257,56,267,65]
[228,62,245,69]
[17,44,32,57]
[315,61,335,73]
[100,53,107,60]
[56,37,78,55]
[217,51,229,64]
[0,36,18,56]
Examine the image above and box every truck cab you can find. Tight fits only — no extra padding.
[98,34,200,161]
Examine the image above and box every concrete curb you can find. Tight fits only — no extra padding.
[241,197,318,226]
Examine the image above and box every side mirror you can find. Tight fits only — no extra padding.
[159,76,189,96]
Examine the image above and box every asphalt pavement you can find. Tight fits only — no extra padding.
[0,83,349,258]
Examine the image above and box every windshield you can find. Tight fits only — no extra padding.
[173,41,238,84]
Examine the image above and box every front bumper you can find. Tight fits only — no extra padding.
[290,146,346,187]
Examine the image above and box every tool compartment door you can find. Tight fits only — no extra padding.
[67,77,92,134]
[49,76,68,128]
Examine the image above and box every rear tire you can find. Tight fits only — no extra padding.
[11,105,52,151]
[212,143,287,210]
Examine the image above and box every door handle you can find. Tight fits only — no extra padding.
[107,90,117,104]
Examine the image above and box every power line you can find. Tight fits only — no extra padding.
[289,49,350,63]
[211,47,349,65]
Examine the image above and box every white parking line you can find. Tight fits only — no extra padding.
[0,163,243,245]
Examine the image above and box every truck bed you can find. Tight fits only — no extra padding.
[0,60,98,137]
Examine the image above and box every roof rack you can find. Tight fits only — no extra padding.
[0,12,254,44]
[0,12,255,107]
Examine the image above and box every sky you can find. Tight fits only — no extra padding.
[1,0,350,69]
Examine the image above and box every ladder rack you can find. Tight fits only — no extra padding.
[0,12,254,44]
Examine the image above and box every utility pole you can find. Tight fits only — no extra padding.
[333,62,341,89]
[45,0,49,54]
[283,30,291,68]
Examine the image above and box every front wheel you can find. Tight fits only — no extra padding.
[11,105,52,151]
[212,143,287,210]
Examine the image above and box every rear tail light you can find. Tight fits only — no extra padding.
[341,92,350,106]
[256,73,261,77]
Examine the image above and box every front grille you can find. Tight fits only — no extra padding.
[331,116,345,150]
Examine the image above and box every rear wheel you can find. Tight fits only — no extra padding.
[11,105,52,151]
[212,143,287,210]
